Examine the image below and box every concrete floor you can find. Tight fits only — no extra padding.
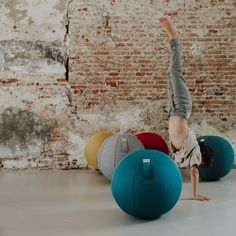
[0,169,235,236]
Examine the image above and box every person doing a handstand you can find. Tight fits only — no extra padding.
[160,16,212,201]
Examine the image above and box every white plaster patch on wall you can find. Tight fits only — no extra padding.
[34,61,65,74]
[190,43,203,62]
[8,65,25,72]
[24,0,65,25]
[80,107,144,134]
[112,108,144,132]
[73,99,168,140]
[3,158,29,169]
[0,72,58,81]
[0,87,69,117]
[0,24,65,42]
[0,0,66,42]
[0,89,25,109]
[0,141,43,159]
[67,132,87,167]
[0,52,5,68]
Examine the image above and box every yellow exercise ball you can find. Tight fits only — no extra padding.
[84,131,114,169]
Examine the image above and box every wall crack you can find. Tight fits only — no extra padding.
[64,0,73,82]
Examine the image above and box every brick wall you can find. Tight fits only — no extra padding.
[67,0,235,165]
[69,0,235,115]
[0,0,235,169]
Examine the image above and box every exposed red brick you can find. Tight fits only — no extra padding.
[67,0,235,118]
[106,81,117,87]
[136,72,145,76]
[108,72,119,76]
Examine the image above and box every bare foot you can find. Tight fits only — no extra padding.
[159,16,178,39]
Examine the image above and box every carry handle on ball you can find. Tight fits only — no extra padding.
[121,138,129,156]
[142,158,152,185]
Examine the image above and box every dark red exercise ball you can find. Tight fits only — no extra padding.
[136,132,169,155]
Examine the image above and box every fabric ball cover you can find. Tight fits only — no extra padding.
[97,134,144,181]
[136,132,169,154]
[84,131,113,169]
[197,135,234,181]
[111,150,182,219]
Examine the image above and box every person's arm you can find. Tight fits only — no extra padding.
[190,165,210,201]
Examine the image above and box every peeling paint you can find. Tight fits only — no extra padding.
[0,0,69,169]
[190,43,203,62]
[73,100,168,138]
[0,40,66,74]
[0,0,66,42]
[0,84,70,118]
[3,0,65,24]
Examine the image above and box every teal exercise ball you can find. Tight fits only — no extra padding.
[111,150,182,219]
[197,136,234,181]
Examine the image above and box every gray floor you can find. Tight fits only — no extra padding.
[0,169,235,236]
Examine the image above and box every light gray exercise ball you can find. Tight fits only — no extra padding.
[97,134,145,181]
